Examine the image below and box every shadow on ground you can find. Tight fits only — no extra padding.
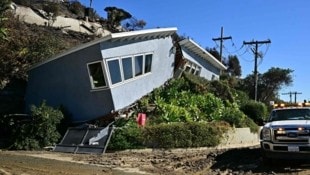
[211,147,310,174]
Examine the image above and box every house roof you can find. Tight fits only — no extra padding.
[30,27,178,69]
[179,38,227,70]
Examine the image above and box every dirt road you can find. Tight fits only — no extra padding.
[1,146,310,175]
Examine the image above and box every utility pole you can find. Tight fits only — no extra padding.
[212,27,232,62]
[282,91,302,103]
[243,39,271,101]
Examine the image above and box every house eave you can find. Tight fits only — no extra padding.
[29,27,178,70]
[179,38,227,70]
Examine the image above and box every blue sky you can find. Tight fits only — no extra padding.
[80,0,310,102]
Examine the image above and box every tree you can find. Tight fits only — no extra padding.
[124,17,146,31]
[238,67,293,103]
[0,0,11,40]
[206,47,221,62]
[226,55,241,77]
[104,6,132,32]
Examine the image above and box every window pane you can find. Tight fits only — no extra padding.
[88,62,106,88]
[122,57,133,80]
[185,65,191,72]
[195,67,201,75]
[135,55,143,76]
[191,68,195,74]
[107,59,122,84]
[144,54,152,73]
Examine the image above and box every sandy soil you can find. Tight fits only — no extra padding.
[1,146,310,175]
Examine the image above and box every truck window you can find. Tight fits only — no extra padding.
[270,109,310,121]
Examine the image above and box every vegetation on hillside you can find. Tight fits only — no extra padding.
[108,73,261,150]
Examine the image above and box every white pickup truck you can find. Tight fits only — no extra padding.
[260,103,310,163]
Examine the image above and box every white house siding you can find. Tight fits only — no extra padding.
[100,36,175,110]
[181,48,221,80]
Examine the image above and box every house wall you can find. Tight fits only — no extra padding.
[100,37,175,110]
[181,48,221,80]
[25,44,115,123]
[26,36,175,123]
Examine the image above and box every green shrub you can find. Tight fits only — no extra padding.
[220,106,246,128]
[143,122,229,149]
[69,1,85,17]
[240,100,268,125]
[233,90,250,107]
[108,121,144,150]
[42,2,60,20]
[108,121,230,150]
[208,80,234,102]
[240,117,260,133]
[220,104,259,133]
[10,101,63,150]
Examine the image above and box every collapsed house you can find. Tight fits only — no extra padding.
[25,27,226,124]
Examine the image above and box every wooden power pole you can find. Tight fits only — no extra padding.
[282,91,302,103]
[212,27,232,62]
[243,39,271,101]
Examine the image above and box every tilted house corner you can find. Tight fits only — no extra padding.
[177,38,227,80]
[25,27,177,124]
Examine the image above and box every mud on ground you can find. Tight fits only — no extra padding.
[1,146,310,175]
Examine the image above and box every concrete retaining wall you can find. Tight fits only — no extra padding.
[217,128,260,149]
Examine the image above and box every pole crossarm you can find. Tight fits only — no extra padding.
[282,91,302,103]
[243,39,271,45]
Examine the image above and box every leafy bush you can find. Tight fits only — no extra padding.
[143,78,258,130]
[42,2,60,20]
[108,121,230,150]
[143,121,229,148]
[108,120,144,150]
[240,100,268,125]
[208,80,234,102]
[183,73,235,102]
[220,103,259,133]
[234,90,250,106]
[69,1,84,17]
[9,101,63,150]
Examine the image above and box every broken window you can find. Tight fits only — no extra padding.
[87,61,107,89]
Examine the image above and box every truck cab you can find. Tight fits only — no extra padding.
[260,103,310,163]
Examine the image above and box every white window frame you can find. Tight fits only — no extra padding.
[106,52,154,86]
[184,61,201,76]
